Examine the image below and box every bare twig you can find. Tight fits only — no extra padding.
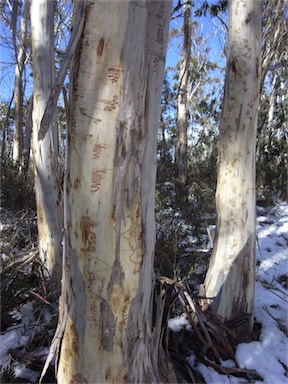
[263,305,288,336]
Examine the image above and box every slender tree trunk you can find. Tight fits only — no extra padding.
[203,0,261,338]
[23,94,33,173]
[57,1,172,382]
[176,1,191,188]
[12,0,30,164]
[160,114,168,161]
[1,95,14,161]
[257,69,278,192]
[30,0,63,289]
[260,0,286,93]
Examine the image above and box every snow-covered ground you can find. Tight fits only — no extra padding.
[169,201,288,383]
[1,202,287,383]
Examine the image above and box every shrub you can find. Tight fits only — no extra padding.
[1,157,36,211]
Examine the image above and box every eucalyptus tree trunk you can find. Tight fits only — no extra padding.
[176,0,191,189]
[23,94,33,173]
[261,0,286,93]
[203,0,261,338]
[12,0,30,164]
[30,0,63,288]
[57,1,172,382]
[1,95,13,161]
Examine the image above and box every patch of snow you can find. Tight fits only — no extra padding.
[13,362,39,383]
[236,339,287,384]
[168,313,192,332]
[0,330,30,373]
[220,359,236,368]
[191,202,288,383]
[0,302,43,375]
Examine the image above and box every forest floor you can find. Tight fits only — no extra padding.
[0,202,287,383]
[169,201,288,383]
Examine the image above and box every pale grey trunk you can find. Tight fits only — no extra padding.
[1,95,14,160]
[31,0,63,287]
[12,0,30,164]
[261,0,286,93]
[23,94,33,173]
[176,1,191,185]
[57,1,171,383]
[203,0,261,337]
[257,69,278,189]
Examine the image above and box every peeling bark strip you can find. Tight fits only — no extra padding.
[38,0,86,141]
[57,1,172,383]
[203,0,261,337]
[99,299,116,351]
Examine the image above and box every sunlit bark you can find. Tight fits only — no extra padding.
[57,1,171,382]
[176,0,191,187]
[203,0,261,337]
[12,0,29,164]
[31,0,63,287]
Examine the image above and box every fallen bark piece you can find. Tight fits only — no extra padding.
[199,356,263,381]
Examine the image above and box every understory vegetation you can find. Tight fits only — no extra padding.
[1,150,287,382]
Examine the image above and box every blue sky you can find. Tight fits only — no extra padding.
[0,0,227,104]
[166,0,227,69]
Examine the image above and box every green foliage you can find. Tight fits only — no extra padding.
[187,156,217,211]
[194,0,227,17]
[256,68,288,202]
[155,211,199,280]
[1,157,36,211]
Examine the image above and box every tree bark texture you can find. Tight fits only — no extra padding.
[176,1,191,185]
[31,0,63,287]
[57,1,171,383]
[203,0,261,335]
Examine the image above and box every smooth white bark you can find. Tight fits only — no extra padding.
[203,0,261,335]
[57,1,171,382]
[31,0,63,286]
[12,0,29,163]
[176,1,191,186]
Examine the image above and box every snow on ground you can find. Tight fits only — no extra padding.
[1,202,287,383]
[0,302,44,382]
[170,201,288,383]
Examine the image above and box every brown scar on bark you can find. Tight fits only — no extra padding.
[231,58,237,75]
[107,67,121,83]
[104,95,119,111]
[92,143,106,160]
[91,170,105,192]
[80,216,96,253]
[74,176,81,189]
[67,374,88,384]
[245,13,251,24]
[97,38,105,56]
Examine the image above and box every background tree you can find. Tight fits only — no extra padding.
[0,0,31,166]
[157,15,223,213]
[203,0,262,338]
[175,0,191,199]
[30,0,63,288]
[256,0,288,201]
[12,0,30,165]
[56,1,173,383]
